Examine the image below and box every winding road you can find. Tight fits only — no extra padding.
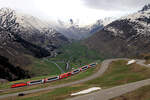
[0,58,150,100]
[44,59,65,73]
[68,59,150,100]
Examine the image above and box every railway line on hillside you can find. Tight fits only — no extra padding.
[0,58,150,100]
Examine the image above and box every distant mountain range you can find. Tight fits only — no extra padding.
[84,4,150,58]
[55,18,116,40]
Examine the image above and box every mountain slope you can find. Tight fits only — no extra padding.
[0,8,69,81]
[83,4,150,58]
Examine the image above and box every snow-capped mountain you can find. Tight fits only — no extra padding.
[108,4,150,37]
[55,18,116,40]
[0,8,69,80]
[16,13,50,30]
[140,3,150,12]
[0,7,70,58]
[88,17,117,33]
[84,4,150,58]
[0,8,69,54]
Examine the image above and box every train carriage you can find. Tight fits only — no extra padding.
[89,63,96,67]
[11,82,27,88]
[44,76,59,83]
[59,72,72,79]
[71,69,80,75]
[80,65,89,71]
[27,79,44,86]
[66,72,72,77]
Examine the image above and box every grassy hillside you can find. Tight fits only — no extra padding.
[49,42,103,71]
[26,56,61,77]
[6,60,150,100]
[0,42,102,88]
[85,60,150,87]
[26,42,102,77]
[0,63,101,95]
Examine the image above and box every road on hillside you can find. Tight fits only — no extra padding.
[68,59,150,100]
[44,59,65,73]
[0,58,150,100]
[68,78,150,100]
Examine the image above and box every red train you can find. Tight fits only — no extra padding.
[11,63,97,88]
[59,72,72,79]
[11,82,27,88]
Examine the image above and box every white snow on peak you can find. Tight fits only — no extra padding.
[14,11,58,36]
[16,12,52,30]
[121,9,150,22]
[106,27,124,36]
[106,9,150,36]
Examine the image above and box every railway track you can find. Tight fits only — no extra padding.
[0,58,150,100]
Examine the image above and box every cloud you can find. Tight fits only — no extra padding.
[81,0,150,11]
[0,0,42,18]
[0,0,149,26]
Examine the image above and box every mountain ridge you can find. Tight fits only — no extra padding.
[55,17,116,40]
[83,5,150,58]
[0,8,69,81]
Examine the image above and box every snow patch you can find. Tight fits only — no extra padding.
[106,27,123,36]
[71,87,101,96]
[127,60,136,65]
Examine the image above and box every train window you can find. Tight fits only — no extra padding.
[81,66,88,70]
[73,69,80,73]
[72,69,80,74]
[48,77,59,80]
[30,80,42,83]
[90,64,96,67]
[91,64,96,66]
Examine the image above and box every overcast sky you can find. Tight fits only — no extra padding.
[0,0,150,26]
[82,0,150,11]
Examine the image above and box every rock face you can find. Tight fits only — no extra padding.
[84,4,150,58]
[0,8,69,81]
